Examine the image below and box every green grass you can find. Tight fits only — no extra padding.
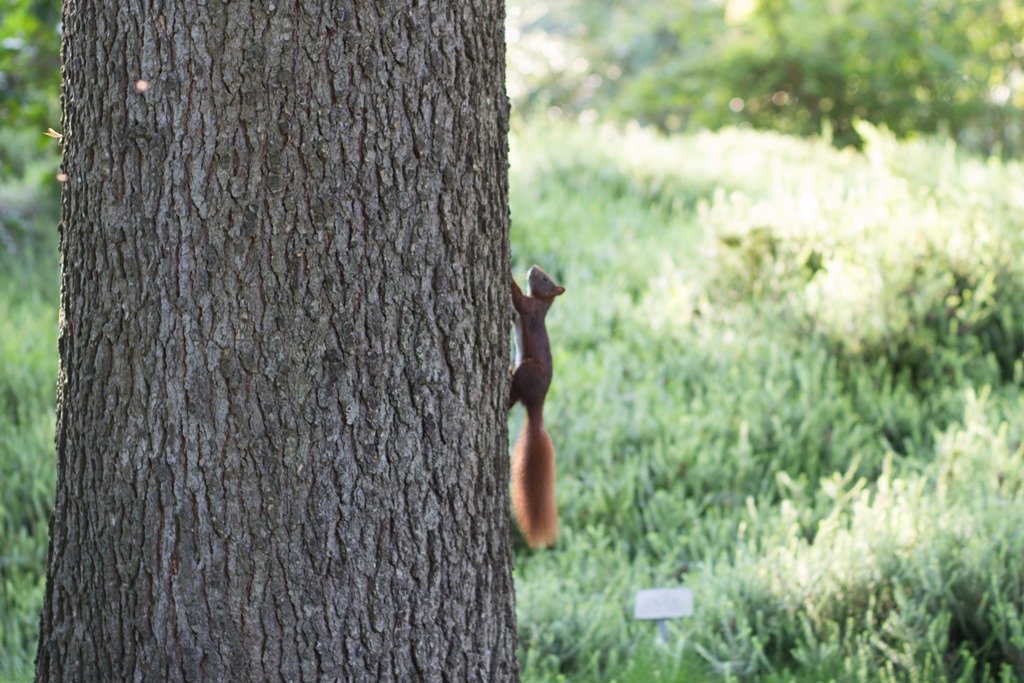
[0,131,58,682]
[0,317,55,683]
[3,118,1024,681]
[509,119,1024,682]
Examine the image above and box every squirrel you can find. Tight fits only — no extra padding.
[509,265,565,548]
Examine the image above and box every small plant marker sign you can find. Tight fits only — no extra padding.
[634,588,694,642]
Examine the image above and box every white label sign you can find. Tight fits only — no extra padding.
[634,588,695,620]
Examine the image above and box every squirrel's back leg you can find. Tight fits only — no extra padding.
[510,359,548,411]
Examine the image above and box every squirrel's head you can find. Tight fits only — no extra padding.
[526,265,565,299]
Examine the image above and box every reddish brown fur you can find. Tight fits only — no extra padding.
[511,409,558,547]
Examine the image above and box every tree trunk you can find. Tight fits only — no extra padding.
[37,1,516,681]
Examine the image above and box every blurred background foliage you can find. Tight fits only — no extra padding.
[0,0,61,257]
[0,0,59,136]
[507,0,1024,154]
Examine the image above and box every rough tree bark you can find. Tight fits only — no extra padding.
[36,1,516,681]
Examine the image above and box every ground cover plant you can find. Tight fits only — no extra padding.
[508,119,1024,682]
[2,119,1023,681]
[0,128,59,683]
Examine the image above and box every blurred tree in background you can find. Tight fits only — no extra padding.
[508,0,1024,154]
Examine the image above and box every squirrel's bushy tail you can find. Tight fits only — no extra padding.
[512,408,558,548]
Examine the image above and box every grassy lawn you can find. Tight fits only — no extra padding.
[508,120,1024,682]
[3,119,1023,681]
